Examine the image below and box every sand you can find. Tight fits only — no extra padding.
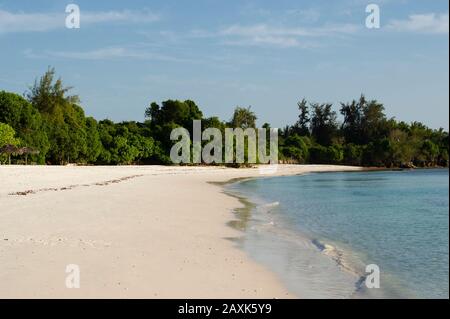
[0,164,364,298]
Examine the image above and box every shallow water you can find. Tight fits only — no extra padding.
[227,169,449,299]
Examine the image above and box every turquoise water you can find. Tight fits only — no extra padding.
[227,169,449,299]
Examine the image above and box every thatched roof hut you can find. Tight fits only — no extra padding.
[0,144,18,154]
[19,147,40,165]
[19,147,40,155]
[0,145,40,165]
[0,144,19,165]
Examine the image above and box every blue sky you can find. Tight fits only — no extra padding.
[0,0,448,129]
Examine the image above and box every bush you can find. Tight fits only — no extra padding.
[309,145,343,164]
[343,143,364,166]
[280,134,310,163]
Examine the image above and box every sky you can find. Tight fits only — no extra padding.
[0,0,448,129]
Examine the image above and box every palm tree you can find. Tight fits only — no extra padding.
[230,106,257,129]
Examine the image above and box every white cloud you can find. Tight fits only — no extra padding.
[223,36,302,48]
[49,47,139,60]
[82,10,159,24]
[214,13,448,49]
[23,46,193,63]
[0,10,61,33]
[221,24,310,37]
[387,13,449,34]
[219,23,360,48]
[285,8,321,23]
[0,9,159,33]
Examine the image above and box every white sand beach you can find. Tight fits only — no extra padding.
[0,164,364,298]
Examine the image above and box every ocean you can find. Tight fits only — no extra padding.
[226,169,449,299]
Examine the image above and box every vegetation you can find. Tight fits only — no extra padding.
[0,69,448,168]
[0,123,19,164]
[279,95,448,168]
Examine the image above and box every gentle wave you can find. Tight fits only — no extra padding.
[227,169,449,298]
[242,197,366,297]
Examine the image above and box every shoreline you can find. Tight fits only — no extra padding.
[0,164,366,298]
[223,176,366,299]
[225,168,449,299]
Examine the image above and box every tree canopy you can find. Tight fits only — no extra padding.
[278,96,448,168]
[0,69,448,168]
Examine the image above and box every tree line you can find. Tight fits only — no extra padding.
[279,97,448,167]
[0,68,448,167]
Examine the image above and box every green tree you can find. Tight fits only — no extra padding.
[146,99,203,129]
[145,100,204,161]
[419,140,440,166]
[0,91,49,163]
[310,103,338,146]
[0,123,20,164]
[340,96,364,144]
[340,95,388,145]
[309,144,343,164]
[26,68,87,164]
[361,100,389,148]
[230,106,257,129]
[203,116,225,131]
[0,122,19,147]
[96,120,156,165]
[389,129,416,167]
[281,134,310,163]
[64,104,87,163]
[362,139,391,167]
[84,117,103,163]
[293,99,310,136]
[343,144,364,166]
